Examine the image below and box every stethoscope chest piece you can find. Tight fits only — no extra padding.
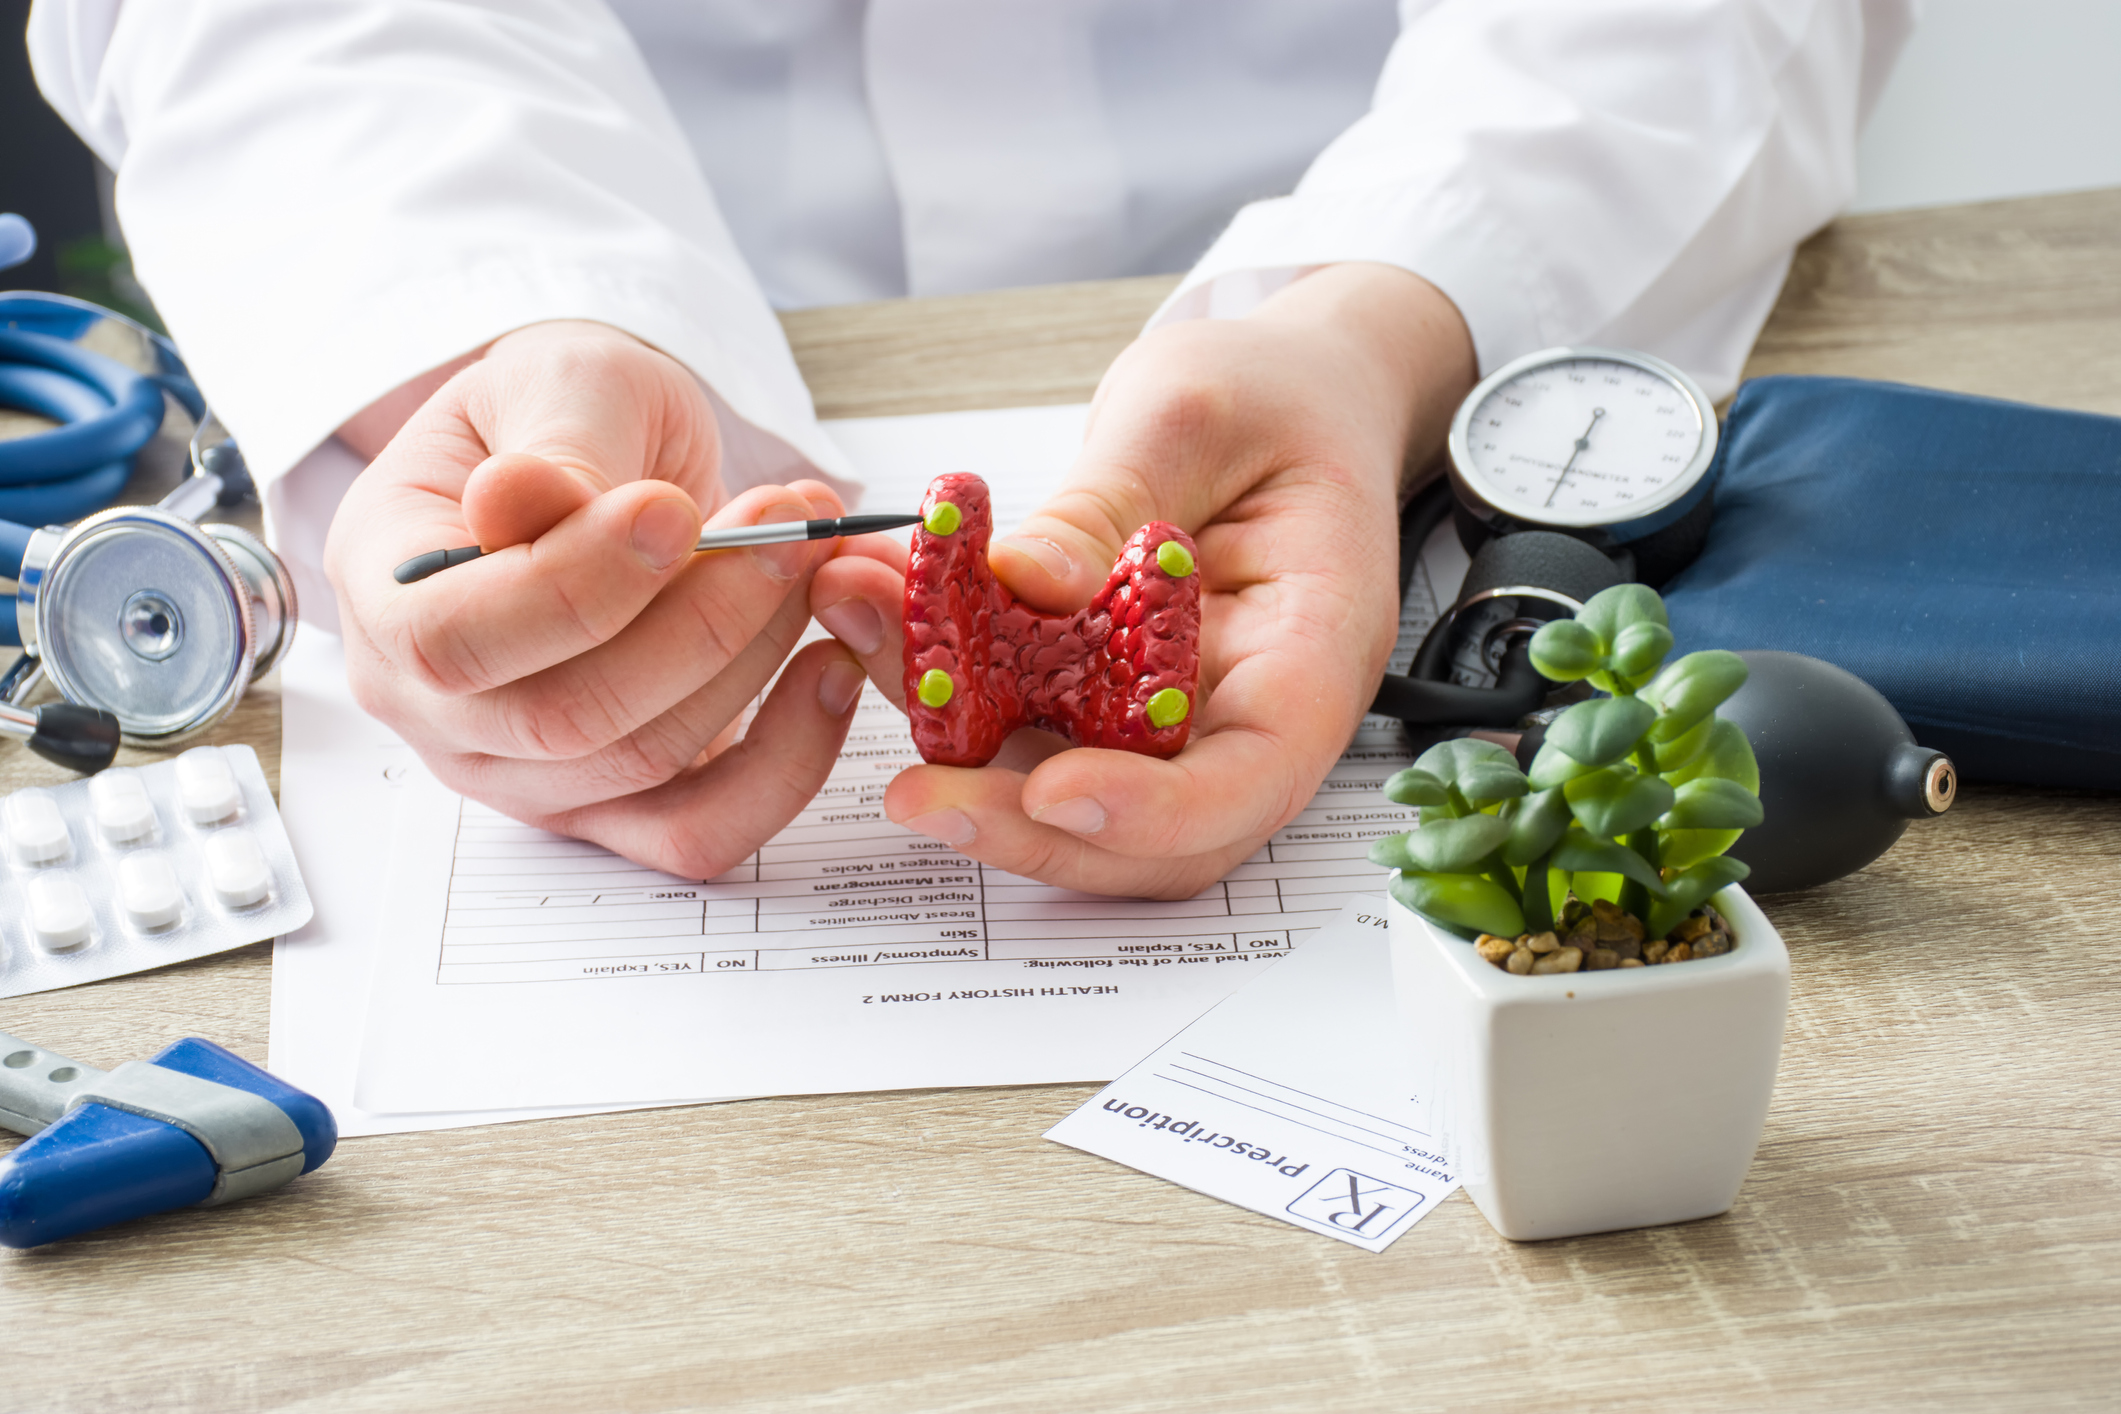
[15,507,295,744]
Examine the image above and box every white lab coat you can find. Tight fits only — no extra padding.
[28,0,1913,619]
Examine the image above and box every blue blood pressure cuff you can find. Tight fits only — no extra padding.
[1660,376,2121,788]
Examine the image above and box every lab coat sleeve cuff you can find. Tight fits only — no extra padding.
[225,261,857,519]
[248,261,861,603]
[1146,183,1550,379]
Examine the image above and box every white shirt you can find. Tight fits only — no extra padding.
[28,0,1913,618]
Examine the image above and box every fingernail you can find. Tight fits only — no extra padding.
[815,598,883,655]
[751,508,810,580]
[1031,796,1106,836]
[903,808,977,847]
[817,657,866,716]
[630,498,699,571]
[995,535,1072,581]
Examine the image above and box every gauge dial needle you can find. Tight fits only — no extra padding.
[1545,406,1605,508]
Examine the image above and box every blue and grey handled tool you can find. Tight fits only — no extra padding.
[0,1029,336,1248]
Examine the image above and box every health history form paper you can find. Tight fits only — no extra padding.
[355,404,1439,1113]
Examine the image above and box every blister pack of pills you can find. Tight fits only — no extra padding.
[0,744,312,999]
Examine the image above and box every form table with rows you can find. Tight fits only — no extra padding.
[431,696,1418,985]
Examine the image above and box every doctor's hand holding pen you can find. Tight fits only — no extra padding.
[812,262,1475,900]
[322,320,869,878]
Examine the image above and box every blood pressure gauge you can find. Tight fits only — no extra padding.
[1446,346,1719,550]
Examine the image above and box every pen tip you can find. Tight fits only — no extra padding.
[393,553,441,585]
[393,545,485,584]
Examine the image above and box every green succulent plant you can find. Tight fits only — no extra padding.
[1370,584,1763,943]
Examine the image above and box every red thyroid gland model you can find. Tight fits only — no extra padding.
[902,473,1203,767]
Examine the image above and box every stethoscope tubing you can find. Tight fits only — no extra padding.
[0,328,166,540]
[0,520,32,584]
[0,330,165,481]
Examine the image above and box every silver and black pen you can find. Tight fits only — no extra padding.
[392,513,923,584]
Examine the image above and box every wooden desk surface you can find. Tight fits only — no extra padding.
[4,189,2119,1413]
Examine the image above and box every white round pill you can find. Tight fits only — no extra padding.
[28,874,93,952]
[117,852,185,930]
[89,769,158,844]
[5,790,72,865]
[204,830,271,908]
[176,748,242,825]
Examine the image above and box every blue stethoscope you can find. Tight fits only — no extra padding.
[0,215,296,773]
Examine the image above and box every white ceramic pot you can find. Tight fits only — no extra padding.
[1389,886,1789,1242]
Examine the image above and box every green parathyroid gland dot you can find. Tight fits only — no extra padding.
[924,501,962,536]
[1145,688,1190,729]
[1155,540,1195,578]
[917,669,956,708]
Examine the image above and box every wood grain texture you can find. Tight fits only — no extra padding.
[4,193,2119,1413]
[779,276,1175,420]
[1745,187,2121,415]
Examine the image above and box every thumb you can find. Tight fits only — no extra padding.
[992,360,1252,612]
[991,467,1162,615]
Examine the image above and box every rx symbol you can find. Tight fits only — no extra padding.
[1327,1173,1397,1233]
[1288,1168,1425,1241]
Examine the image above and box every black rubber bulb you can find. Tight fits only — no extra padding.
[1718,651,1955,894]
[27,703,122,774]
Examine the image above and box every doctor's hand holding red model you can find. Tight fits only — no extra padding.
[816,263,1473,899]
